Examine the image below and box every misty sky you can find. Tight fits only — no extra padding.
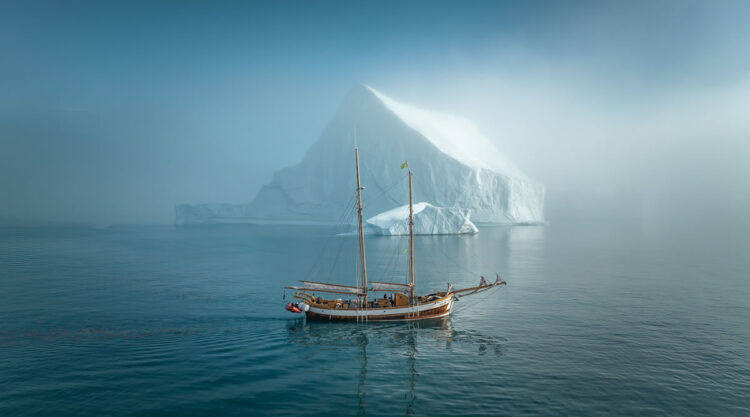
[1,1,749,227]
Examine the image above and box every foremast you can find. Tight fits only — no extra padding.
[355,147,368,307]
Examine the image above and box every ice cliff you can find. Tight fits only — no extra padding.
[175,85,545,225]
[367,202,478,235]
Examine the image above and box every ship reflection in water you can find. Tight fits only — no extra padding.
[286,318,506,416]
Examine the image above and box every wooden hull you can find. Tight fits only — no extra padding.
[303,294,454,322]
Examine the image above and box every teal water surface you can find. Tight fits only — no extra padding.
[1,223,749,416]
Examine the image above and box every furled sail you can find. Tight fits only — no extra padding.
[369,281,412,292]
[286,281,365,295]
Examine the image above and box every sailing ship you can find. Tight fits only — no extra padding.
[284,147,505,321]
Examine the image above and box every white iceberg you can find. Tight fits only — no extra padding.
[367,202,479,235]
[176,85,544,225]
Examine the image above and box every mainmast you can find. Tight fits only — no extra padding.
[409,170,415,303]
[355,147,368,307]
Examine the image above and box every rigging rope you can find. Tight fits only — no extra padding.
[382,232,408,283]
[361,171,408,211]
[412,175,485,278]
[452,282,505,313]
[302,190,359,282]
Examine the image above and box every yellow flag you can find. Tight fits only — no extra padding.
[400,161,408,169]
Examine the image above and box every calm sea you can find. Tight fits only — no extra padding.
[1,222,748,416]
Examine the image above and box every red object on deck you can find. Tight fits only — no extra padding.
[285,303,302,314]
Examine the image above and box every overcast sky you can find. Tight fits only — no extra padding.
[1,0,748,227]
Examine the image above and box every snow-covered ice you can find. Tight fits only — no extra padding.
[367,202,478,235]
[368,86,526,180]
[176,84,545,226]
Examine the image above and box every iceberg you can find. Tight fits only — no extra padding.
[176,85,545,225]
[367,202,478,235]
